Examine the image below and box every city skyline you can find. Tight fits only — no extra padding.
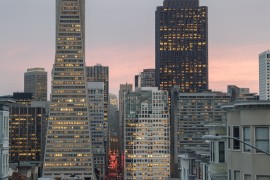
[1,0,270,96]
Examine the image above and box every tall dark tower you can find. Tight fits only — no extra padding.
[156,0,208,177]
[156,0,208,93]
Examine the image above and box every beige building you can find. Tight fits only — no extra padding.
[225,101,270,180]
[124,87,170,179]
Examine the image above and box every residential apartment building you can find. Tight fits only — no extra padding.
[0,99,13,180]
[225,101,270,179]
[171,89,231,177]
[124,87,170,179]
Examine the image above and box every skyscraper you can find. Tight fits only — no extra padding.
[43,0,95,179]
[87,82,106,179]
[156,0,208,93]
[135,69,156,89]
[86,64,109,104]
[86,64,109,128]
[118,83,132,174]
[171,89,231,177]
[124,87,170,179]
[259,50,270,100]
[86,64,109,166]
[24,68,47,101]
[10,105,46,162]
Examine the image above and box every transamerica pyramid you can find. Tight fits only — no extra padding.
[43,0,95,179]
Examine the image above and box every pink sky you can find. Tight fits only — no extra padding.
[1,0,269,97]
[0,34,262,97]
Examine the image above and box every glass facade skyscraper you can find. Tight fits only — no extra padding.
[156,0,208,93]
[43,0,94,178]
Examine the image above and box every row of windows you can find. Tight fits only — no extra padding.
[228,170,270,180]
[228,126,270,153]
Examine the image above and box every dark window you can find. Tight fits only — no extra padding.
[233,126,240,150]
[219,142,225,162]
[227,126,231,149]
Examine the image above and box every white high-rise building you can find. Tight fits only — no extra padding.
[87,82,105,179]
[124,87,170,179]
[259,50,270,100]
[0,101,11,180]
[43,0,95,179]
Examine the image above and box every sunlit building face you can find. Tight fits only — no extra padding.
[156,0,208,93]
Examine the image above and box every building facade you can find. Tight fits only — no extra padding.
[225,101,270,179]
[87,82,105,180]
[259,50,270,100]
[227,85,259,102]
[119,83,133,134]
[9,105,46,162]
[124,87,170,179]
[135,69,156,89]
[156,0,208,93]
[171,90,230,177]
[86,64,109,137]
[118,83,132,174]
[43,0,95,178]
[0,100,12,180]
[108,93,118,133]
[24,68,47,101]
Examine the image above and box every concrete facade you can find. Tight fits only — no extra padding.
[24,68,47,101]
[135,69,155,89]
[226,101,270,179]
[171,91,231,177]
[124,87,170,179]
[259,50,270,100]
[0,102,11,180]
[87,82,106,180]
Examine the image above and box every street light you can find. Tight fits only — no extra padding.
[202,135,270,156]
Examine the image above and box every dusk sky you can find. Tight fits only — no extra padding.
[1,0,270,96]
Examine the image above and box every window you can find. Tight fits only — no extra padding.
[244,174,251,180]
[255,127,269,153]
[228,170,231,180]
[243,127,251,152]
[211,142,215,162]
[227,126,231,149]
[234,171,240,180]
[233,126,240,150]
[257,175,270,180]
[219,142,225,162]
